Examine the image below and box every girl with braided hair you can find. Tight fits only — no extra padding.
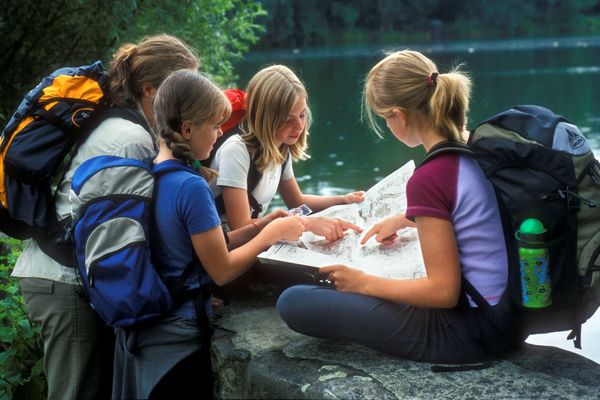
[113,69,305,399]
[277,50,523,365]
[13,34,199,399]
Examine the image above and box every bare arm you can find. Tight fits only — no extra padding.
[225,209,289,249]
[192,216,305,286]
[278,177,365,212]
[221,186,254,230]
[321,216,461,308]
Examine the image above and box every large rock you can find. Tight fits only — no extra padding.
[211,294,600,400]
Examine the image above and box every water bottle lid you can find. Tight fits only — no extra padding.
[520,218,546,234]
[515,218,546,242]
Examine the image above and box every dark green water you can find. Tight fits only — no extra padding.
[233,38,600,198]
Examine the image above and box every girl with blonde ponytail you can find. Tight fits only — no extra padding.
[277,50,522,365]
[113,69,306,399]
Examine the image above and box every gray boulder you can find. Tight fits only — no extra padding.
[211,295,600,400]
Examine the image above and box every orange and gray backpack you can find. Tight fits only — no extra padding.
[0,61,108,264]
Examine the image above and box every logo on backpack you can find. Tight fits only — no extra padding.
[72,107,94,127]
[567,125,585,150]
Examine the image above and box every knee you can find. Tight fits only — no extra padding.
[276,285,312,328]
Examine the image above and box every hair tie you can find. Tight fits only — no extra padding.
[427,72,439,87]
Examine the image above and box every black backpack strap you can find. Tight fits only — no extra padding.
[101,106,151,133]
[420,141,473,166]
[461,276,492,311]
[247,152,263,219]
[212,129,264,219]
[566,323,582,349]
[201,124,243,168]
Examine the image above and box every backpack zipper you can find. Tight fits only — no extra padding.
[537,188,596,209]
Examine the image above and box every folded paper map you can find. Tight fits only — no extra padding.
[258,161,427,280]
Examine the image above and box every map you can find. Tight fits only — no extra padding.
[258,161,427,280]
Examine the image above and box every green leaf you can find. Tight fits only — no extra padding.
[31,357,44,377]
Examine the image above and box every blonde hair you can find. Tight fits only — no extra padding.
[108,34,199,107]
[244,65,311,172]
[153,69,231,180]
[363,50,472,142]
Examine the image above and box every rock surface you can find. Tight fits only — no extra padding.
[211,294,600,400]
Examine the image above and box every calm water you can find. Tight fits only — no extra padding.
[234,37,600,364]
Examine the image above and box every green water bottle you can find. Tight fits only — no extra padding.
[515,218,552,308]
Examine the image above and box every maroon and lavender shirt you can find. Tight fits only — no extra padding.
[405,153,507,306]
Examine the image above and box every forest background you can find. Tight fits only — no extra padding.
[2,0,600,123]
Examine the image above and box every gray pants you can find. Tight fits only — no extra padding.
[277,285,514,364]
[19,278,114,400]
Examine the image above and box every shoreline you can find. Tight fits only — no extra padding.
[241,35,600,61]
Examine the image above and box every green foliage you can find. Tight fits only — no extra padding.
[0,0,135,126]
[132,0,266,87]
[0,238,46,400]
[0,0,265,125]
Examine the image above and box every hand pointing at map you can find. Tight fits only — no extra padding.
[361,213,416,245]
[303,216,362,242]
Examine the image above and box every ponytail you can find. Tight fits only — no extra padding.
[108,34,199,107]
[364,50,472,142]
[108,44,139,106]
[429,70,471,142]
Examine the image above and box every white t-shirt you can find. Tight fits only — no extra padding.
[209,134,293,224]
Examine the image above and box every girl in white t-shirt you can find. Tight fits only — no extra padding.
[210,65,364,240]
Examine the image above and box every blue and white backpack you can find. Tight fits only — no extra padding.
[70,155,208,327]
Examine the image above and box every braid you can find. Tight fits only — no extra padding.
[161,127,195,166]
[152,70,231,182]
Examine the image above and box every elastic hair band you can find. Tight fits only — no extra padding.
[427,72,439,87]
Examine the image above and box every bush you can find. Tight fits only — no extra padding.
[0,239,46,400]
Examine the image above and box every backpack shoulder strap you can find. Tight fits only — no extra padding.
[420,141,473,166]
[152,160,198,179]
[246,158,263,219]
[201,124,243,168]
[212,132,265,219]
[102,106,150,132]
[89,106,151,136]
[71,106,151,156]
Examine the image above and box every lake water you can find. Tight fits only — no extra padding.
[234,37,600,364]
